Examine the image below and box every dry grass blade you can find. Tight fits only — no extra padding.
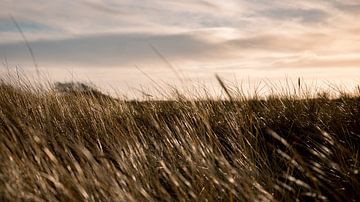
[215,74,233,101]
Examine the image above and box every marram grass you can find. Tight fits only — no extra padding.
[0,80,359,201]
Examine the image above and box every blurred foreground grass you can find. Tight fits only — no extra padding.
[0,80,359,201]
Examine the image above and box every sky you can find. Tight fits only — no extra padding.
[1,0,360,98]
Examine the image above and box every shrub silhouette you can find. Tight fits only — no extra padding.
[54,81,112,100]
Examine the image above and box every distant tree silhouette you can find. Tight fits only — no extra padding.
[54,82,113,100]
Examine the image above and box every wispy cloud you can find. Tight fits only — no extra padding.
[1,0,360,92]
[1,32,226,67]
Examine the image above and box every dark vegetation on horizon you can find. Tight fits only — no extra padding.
[0,80,359,201]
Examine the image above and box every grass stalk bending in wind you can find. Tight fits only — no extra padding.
[0,79,359,201]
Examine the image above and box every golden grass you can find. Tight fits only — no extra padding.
[0,80,359,201]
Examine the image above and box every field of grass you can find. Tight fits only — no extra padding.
[0,79,359,201]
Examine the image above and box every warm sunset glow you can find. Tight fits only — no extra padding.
[1,0,360,97]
